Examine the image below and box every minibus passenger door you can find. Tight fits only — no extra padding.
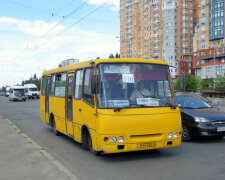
[45,77,50,124]
[65,74,74,137]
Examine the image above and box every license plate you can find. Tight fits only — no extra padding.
[217,127,225,132]
[137,143,156,149]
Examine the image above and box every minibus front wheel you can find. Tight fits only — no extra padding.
[52,116,60,136]
[82,127,100,156]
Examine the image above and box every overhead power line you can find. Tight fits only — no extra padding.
[34,1,88,45]
[43,0,77,23]
[37,1,107,49]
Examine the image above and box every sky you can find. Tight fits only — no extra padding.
[0,0,120,87]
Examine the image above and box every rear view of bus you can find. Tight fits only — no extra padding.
[95,61,181,153]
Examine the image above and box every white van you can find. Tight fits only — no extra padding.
[24,84,40,99]
[9,86,26,101]
[5,86,10,97]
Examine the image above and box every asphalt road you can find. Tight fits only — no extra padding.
[0,96,225,180]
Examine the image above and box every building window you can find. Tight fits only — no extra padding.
[216,66,222,75]
[201,51,205,55]
[206,67,212,76]
[201,41,205,48]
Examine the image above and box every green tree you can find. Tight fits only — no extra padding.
[200,78,214,90]
[109,54,114,58]
[216,75,225,88]
[174,74,198,92]
[115,53,120,58]
[22,74,41,90]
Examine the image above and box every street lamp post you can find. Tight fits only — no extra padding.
[214,48,216,89]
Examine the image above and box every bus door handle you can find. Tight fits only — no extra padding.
[78,108,82,112]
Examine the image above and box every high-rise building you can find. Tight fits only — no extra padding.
[193,0,225,79]
[120,0,195,78]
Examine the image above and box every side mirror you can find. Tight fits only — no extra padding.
[91,75,97,94]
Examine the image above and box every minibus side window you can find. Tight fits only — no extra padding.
[41,77,46,96]
[83,68,94,106]
[74,70,83,99]
[55,73,66,98]
[50,74,56,96]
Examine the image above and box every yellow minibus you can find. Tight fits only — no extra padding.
[40,58,181,155]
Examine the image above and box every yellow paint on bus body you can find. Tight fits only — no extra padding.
[40,58,181,154]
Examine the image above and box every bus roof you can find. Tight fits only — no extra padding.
[24,84,37,88]
[42,58,168,76]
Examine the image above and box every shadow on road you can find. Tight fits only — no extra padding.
[190,137,225,144]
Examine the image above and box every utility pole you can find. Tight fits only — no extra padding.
[213,48,216,89]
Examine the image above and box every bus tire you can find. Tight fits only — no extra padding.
[82,129,90,150]
[182,124,191,142]
[52,118,60,136]
[87,133,101,156]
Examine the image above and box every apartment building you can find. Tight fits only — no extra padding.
[120,0,194,78]
[193,0,225,79]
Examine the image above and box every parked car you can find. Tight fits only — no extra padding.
[192,93,224,110]
[176,92,225,141]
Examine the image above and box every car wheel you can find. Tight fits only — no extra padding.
[52,118,60,136]
[182,124,191,142]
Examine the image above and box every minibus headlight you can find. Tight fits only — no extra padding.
[110,137,117,143]
[174,132,178,138]
[168,133,173,139]
[118,136,124,143]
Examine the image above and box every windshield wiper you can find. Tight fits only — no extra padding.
[113,106,130,112]
[160,99,177,109]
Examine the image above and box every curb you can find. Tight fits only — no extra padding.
[0,113,79,180]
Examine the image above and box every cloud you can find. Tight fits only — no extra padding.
[0,17,119,87]
[86,0,119,11]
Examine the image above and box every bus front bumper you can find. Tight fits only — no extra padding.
[97,139,181,154]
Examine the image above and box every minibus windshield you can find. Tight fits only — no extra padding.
[14,89,25,96]
[97,63,176,109]
[29,88,38,91]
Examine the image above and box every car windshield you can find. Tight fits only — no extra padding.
[14,89,25,96]
[29,88,38,91]
[97,63,176,109]
[176,95,211,109]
